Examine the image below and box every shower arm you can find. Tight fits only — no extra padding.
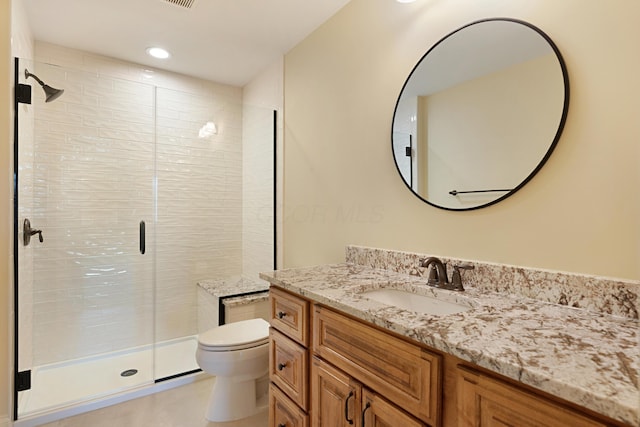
[25,70,46,87]
[24,69,64,103]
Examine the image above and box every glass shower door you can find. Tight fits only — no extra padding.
[15,59,156,417]
[152,90,276,381]
[152,86,247,379]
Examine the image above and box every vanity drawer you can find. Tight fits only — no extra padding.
[312,306,441,425]
[270,286,310,346]
[270,383,309,427]
[270,328,309,411]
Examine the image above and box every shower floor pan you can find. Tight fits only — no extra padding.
[18,335,199,417]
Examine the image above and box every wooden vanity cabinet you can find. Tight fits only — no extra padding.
[456,366,608,427]
[269,287,311,427]
[269,286,625,427]
[270,286,309,345]
[270,328,309,410]
[269,287,437,427]
[311,356,361,426]
[313,305,441,426]
[311,357,427,427]
[270,383,309,427]
[362,388,427,427]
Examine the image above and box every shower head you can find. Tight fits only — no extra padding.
[24,69,64,102]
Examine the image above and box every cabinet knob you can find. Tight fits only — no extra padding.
[277,311,287,319]
[277,362,288,371]
[278,424,286,427]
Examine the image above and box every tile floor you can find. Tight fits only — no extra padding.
[39,377,268,427]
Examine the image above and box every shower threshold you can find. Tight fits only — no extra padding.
[17,335,199,419]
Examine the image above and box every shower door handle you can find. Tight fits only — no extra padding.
[139,221,146,254]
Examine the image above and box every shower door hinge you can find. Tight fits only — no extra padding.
[16,370,31,392]
[17,84,32,105]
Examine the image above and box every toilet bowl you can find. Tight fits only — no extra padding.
[196,318,270,422]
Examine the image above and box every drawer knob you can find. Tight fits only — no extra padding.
[277,362,288,371]
[277,311,287,319]
[278,424,286,427]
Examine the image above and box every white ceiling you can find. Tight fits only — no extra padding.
[23,0,351,87]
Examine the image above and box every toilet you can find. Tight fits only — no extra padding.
[196,318,270,422]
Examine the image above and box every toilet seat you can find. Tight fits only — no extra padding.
[198,318,269,351]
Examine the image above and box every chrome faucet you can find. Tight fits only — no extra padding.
[419,257,474,291]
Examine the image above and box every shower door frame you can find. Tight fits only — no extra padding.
[13,57,22,422]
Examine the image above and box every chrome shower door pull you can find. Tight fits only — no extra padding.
[23,218,43,246]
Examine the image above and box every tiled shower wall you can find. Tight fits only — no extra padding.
[18,42,258,367]
[242,105,275,280]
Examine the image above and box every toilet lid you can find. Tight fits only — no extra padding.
[198,318,270,351]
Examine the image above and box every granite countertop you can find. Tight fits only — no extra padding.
[197,276,269,298]
[223,292,269,308]
[260,263,639,426]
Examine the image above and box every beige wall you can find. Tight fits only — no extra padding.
[283,0,640,280]
[1,0,11,422]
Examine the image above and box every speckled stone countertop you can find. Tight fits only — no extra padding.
[197,276,269,298]
[223,292,269,308]
[260,263,639,426]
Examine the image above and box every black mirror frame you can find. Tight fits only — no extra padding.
[391,17,570,211]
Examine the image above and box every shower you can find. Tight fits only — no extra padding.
[14,57,276,421]
[24,68,64,102]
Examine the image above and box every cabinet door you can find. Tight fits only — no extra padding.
[313,306,440,425]
[361,389,426,427]
[457,367,606,427]
[311,357,361,427]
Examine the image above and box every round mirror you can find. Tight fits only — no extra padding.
[392,18,569,211]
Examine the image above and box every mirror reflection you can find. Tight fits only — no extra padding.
[392,18,569,210]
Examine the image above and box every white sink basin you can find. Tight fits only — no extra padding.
[359,288,471,316]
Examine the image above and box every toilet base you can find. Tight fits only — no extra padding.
[205,375,268,422]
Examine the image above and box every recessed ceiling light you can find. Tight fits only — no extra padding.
[146,47,170,59]
[396,0,416,3]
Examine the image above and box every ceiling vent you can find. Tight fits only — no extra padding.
[162,0,197,9]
